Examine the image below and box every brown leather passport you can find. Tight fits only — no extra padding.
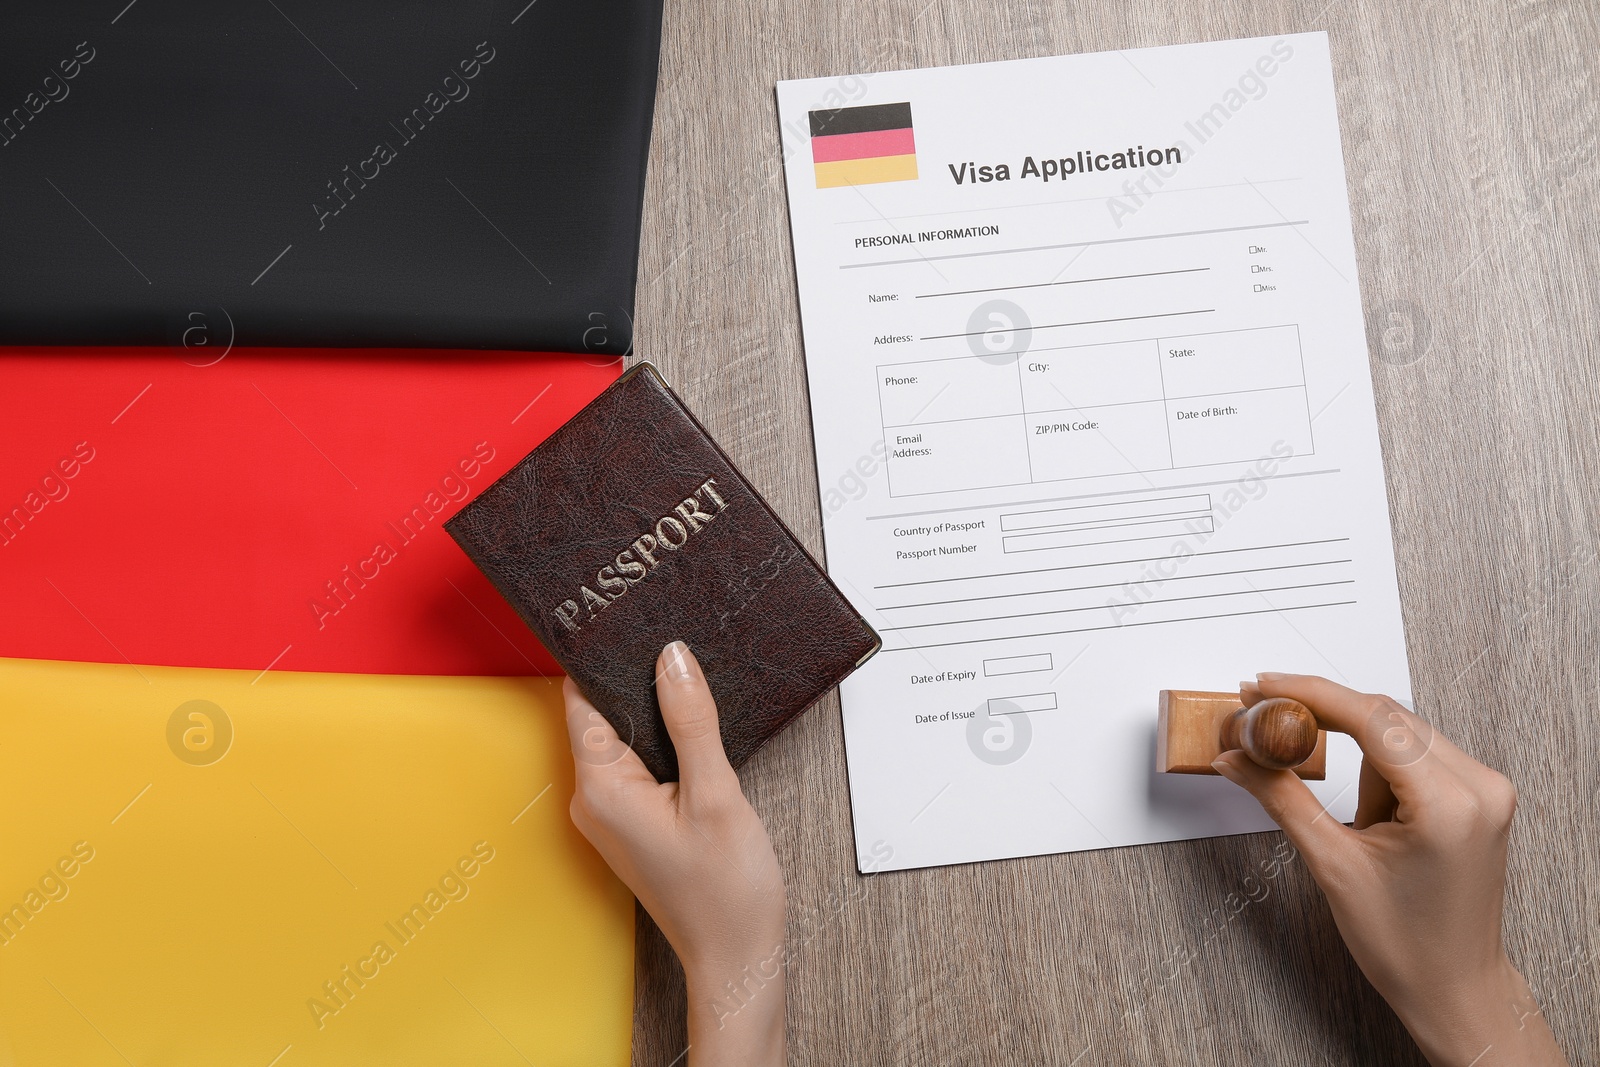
[444,362,880,781]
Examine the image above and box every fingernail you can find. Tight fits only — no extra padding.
[663,640,691,681]
[1256,672,1287,681]
[1239,681,1255,692]
[1211,758,1240,781]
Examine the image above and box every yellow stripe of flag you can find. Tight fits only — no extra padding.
[0,656,634,1065]
[814,153,918,188]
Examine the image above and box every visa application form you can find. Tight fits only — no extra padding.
[777,33,1412,872]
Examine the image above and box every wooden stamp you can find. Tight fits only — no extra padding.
[1157,690,1326,779]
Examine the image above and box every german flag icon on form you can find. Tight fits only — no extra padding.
[810,102,917,188]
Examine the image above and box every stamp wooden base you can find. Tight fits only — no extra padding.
[1157,689,1327,779]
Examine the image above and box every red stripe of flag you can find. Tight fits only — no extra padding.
[811,126,916,164]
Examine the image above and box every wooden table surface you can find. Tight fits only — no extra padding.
[627,1,1600,1062]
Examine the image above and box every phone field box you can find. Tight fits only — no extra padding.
[988,692,1057,715]
[983,653,1053,677]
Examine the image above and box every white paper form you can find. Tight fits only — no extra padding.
[777,33,1412,872]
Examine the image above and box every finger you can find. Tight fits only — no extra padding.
[1352,756,1397,829]
[562,677,651,782]
[1253,674,1443,796]
[1212,750,1355,867]
[1356,691,1483,780]
[1404,723,1488,781]
[1238,680,1263,706]
[1252,673,1377,735]
[655,641,737,792]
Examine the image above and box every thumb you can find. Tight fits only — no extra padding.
[1212,751,1354,871]
[655,641,737,793]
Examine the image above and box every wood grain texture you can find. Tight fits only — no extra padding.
[1222,699,1320,771]
[627,0,1600,1062]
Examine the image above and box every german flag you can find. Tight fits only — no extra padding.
[809,102,917,188]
